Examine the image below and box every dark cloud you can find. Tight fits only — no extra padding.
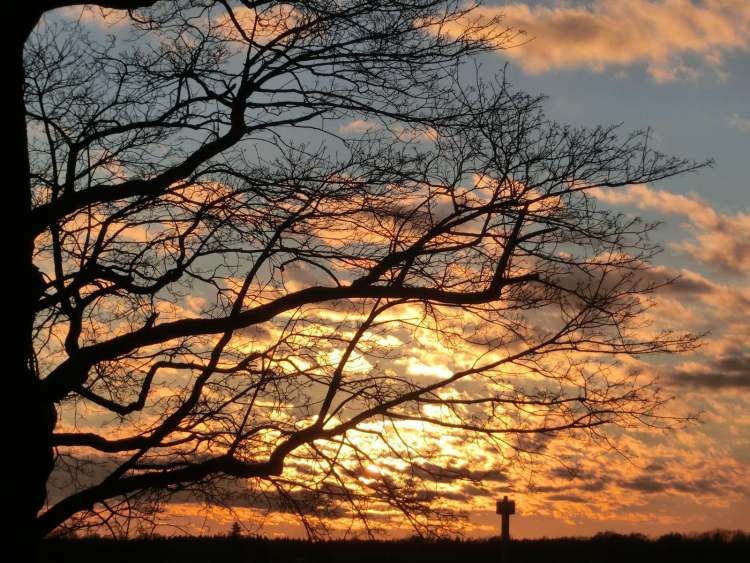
[440,490,473,502]
[633,265,718,297]
[645,461,667,471]
[676,373,750,389]
[671,479,722,495]
[460,484,492,498]
[579,479,608,493]
[469,468,509,482]
[529,485,565,494]
[664,274,716,295]
[619,474,735,497]
[668,346,750,389]
[620,476,669,493]
[548,466,580,480]
[545,466,610,493]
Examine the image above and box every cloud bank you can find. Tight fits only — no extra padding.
[478,0,750,81]
[592,184,750,275]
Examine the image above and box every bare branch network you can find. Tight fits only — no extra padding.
[18,0,706,539]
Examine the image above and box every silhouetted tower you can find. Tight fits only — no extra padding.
[496,495,515,541]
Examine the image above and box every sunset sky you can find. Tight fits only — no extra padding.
[479,0,750,538]
[50,0,749,539]
[427,0,750,538]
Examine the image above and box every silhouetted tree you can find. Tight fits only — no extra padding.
[13,0,706,547]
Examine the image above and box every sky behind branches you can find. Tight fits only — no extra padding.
[52,0,749,538]
[418,0,750,538]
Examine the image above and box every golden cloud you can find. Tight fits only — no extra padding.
[592,184,750,275]
[470,0,750,81]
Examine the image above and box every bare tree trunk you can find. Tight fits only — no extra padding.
[7,9,57,549]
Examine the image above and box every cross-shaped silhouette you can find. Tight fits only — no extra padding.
[496,495,516,542]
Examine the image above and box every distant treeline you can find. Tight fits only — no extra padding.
[40,530,750,563]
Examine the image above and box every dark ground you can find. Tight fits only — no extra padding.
[37,530,750,563]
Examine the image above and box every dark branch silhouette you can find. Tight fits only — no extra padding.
[10,0,708,545]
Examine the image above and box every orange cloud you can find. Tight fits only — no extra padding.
[338,119,381,134]
[474,0,750,81]
[592,185,750,275]
[57,5,132,27]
